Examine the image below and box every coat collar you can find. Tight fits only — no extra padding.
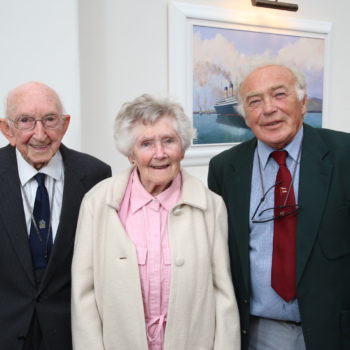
[38,144,88,291]
[106,167,208,212]
[296,124,333,284]
[0,145,36,285]
[225,138,257,295]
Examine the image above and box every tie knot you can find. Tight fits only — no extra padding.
[34,173,46,186]
[271,150,288,166]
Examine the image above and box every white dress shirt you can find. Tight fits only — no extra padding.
[16,149,65,242]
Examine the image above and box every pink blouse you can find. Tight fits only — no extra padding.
[118,168,182,350]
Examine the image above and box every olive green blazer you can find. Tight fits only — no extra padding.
[208,124,350,350]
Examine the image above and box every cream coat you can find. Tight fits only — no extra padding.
[71,168,240,350]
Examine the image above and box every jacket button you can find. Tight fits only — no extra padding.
[175,258,184,266]
[242,329,247,335]
[243,299,248,304]
[173,208,182,216]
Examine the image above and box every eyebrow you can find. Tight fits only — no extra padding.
[245,84,288,100]
[140,132,177,139]
[270,84,288,92]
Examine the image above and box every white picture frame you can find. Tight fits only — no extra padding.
[168,1,332,166]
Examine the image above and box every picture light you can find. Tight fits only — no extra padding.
[251,0,298,12]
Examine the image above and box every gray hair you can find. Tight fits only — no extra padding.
[236,60,307,118]
[114,94,196,156]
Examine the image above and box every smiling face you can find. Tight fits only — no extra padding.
[129,115,184,196]
[240,65,307,149]
[1,82,70,170]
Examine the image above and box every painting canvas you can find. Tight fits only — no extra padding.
[192,25,325,145]
[168,2,331,165]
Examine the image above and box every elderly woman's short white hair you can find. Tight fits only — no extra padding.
[114,94,196,157]
[236,60,307,118]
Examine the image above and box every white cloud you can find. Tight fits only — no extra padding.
[277,37,324,70]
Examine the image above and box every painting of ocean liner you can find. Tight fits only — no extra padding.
[192,24,325,145]
[213,82,248,129]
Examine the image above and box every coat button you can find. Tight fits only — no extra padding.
[242,329,247,335]
[175,257,184,266]
[173,208,182,216]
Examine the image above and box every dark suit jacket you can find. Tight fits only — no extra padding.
[208,124,350,350]
[0,144,111,350]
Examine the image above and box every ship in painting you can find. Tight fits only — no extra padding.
[214,82,248,129]
[214,96,239,115]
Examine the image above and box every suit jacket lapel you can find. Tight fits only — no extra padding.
[227,138,256,294]
[39,145,86,291]
[296,124,333,284]
[0,145,36,285]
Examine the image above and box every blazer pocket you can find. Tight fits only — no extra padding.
[319,204,350,259]
[340,310,350,339]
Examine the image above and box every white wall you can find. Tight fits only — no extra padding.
[78,0,350,184]
[0,0,81,149]
[1,0,350,184]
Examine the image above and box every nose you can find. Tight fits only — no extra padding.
[154,142,166,159]
[263,97,277,115]
[32,120,47,140]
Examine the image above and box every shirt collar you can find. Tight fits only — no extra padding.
[16,148,64,186]
[130,168,182,213]
[257,126,304,169]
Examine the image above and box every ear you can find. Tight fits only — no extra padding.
[128,155,135,165]
[0,118,16,146]
[180,150,185,161]
[301,93,308,116]
[61,114,71,135]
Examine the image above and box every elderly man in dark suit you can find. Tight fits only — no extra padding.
[0,81,111,350]
[208,62,350,350]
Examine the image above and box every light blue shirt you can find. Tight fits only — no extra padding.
[249,127,303,322]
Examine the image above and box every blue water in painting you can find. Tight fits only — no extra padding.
[193,112,322,145]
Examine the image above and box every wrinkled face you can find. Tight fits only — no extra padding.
[129,115,184,196]
[240,65,307,149]
[1,84,70,169]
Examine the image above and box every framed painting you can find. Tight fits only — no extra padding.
[168,1,332,165]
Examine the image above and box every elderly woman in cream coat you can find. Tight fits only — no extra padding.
[71,94,240,350]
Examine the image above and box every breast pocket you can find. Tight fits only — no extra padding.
[319,204,350,259]
[162,247,171,297]
[136,246,148,298]
[162,247,171,266]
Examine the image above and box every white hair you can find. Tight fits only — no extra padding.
[114,94,196,157]
[235,60,307,118]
